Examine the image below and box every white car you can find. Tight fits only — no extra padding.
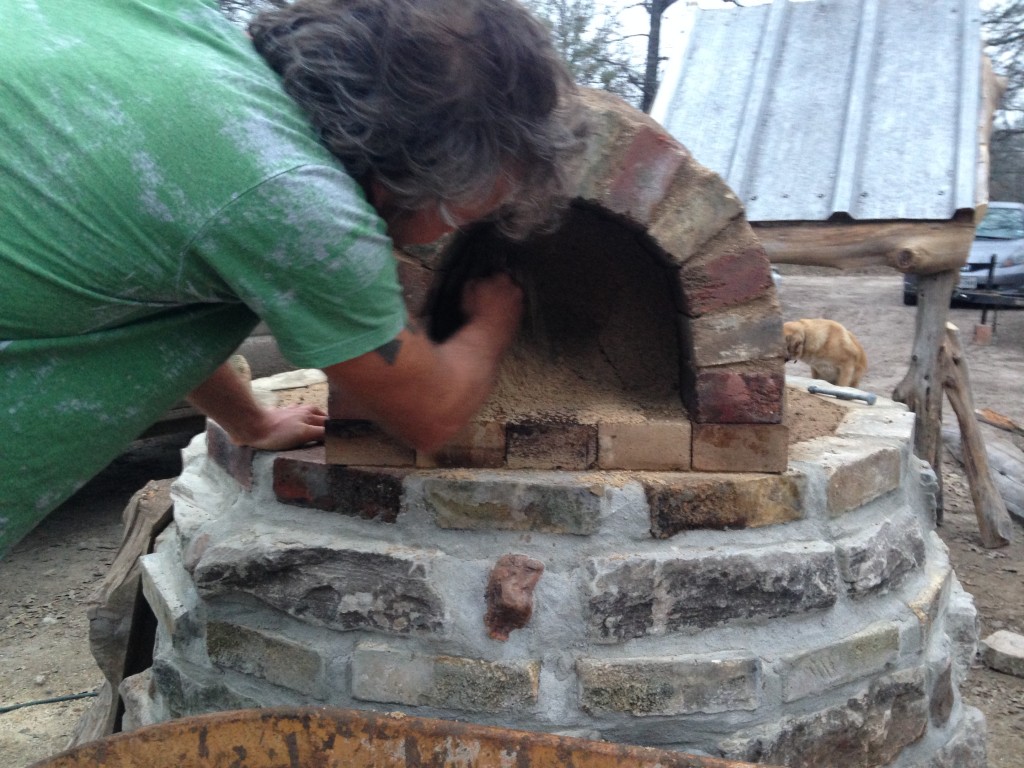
[903,201,1024,305]
[958,201,1024,293]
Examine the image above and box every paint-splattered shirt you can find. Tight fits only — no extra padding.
[0,0,406,554]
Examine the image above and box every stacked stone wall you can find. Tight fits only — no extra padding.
[127,378,987,767]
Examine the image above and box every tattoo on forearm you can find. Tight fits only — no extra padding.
[374,337,402,365]
[374,321,419,365]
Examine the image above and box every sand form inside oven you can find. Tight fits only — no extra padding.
[478,348,845,444]
[479,345,679,425]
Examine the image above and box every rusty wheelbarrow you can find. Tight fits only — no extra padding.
[31,707,768,768]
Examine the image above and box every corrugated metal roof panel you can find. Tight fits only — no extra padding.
[651,0,983,223]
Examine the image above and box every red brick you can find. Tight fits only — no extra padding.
[675,217,770,319]
[206,420,254,489]
[417,421,506,468]
[604,127,689,225]
[272,446,335,510]
[484,554,545,642]
[272,445,406,522]
[647,163,744,267]
[324,419,416,466]
[691,423,789,473]
[688,297,785,368]
[684,365,785,424]
[972,323,993,345]
[506,422,597,470]
[678,239,774,317]
[597,420,691,471]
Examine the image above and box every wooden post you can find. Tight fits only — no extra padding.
[940,323,1013,548]
[71,480,174,744]
[892,269,958,523]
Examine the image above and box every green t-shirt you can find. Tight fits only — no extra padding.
[0,0,406,554]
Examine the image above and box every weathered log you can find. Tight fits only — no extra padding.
[940,323,1013,548]
[975,407,1024,438]
[944,427,1024,526]
[69,479,174,746]
[985,442,1024,525]
[893,269,958,522]
[755,220,974,274]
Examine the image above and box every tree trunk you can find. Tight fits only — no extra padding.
[642,0,677,112]
[893,269,957,523]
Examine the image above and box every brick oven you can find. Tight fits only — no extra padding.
[115,91,987,767]
[324,90,787,479]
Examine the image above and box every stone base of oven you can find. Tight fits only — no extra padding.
[125,378,988,767]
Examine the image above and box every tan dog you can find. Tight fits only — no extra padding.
[783,318,868,387]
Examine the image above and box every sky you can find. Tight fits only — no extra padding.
[616,1,776,73]
[617,1,699,65]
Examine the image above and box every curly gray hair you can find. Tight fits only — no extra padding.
[249,0,585,239]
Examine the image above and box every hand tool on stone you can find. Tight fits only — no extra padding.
[807,383,877,405]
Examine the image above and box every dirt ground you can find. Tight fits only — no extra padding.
[2,271,1023,767]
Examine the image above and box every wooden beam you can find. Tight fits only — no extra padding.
[944,426,1024,525]
[753,220,975,274]
[975,408,1024,438]
[940,323,1013,548]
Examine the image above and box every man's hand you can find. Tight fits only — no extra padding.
[461,271,524,350]
[238,403,327,450]
[187,363,326,450]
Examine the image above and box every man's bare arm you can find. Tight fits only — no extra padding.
[324,272,523,453]
[186,362,326,450]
